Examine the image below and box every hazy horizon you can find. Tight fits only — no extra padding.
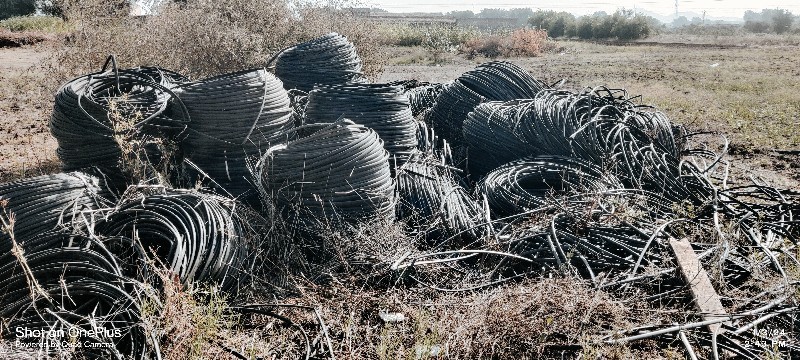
[363,1,800,20]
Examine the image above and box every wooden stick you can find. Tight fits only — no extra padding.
[669,237,729,334]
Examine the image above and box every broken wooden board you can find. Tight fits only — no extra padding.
[669,238,729,334]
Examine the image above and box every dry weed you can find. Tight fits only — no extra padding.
[462,29,554,59]
[45,0,386,81]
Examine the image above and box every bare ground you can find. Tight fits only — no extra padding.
[0,45,58,182]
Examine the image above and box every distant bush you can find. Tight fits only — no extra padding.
[0,15,68,32]
[612,14,652,40]
[378,23,477,49]
[461,29,551,58]
[529,9,657,41]
[743,9,794,34]
[528,10,575,38]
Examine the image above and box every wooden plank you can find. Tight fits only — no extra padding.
[669,238,729,334]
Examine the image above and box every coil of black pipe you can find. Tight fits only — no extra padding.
[425,61,546,147]
[256,120,395,232]
[304,83,418,164]
[478,155,623,216]
[0,172,113,242]
[50,57,188,175]
[273,32,366,92]
[0,231,151,359]
[391,81,446,117]
[178,68,294,202]
[521,88,688,201]
[396,155,486,245]
[94,190,257,292]
[463,100,534,180]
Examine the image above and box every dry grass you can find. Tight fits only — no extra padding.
[0,47,59,183]
[162,277,676,359]
[0,29,59,47]
[46,0,386,81]
[462,29,555,59]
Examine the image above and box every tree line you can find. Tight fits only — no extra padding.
[528,9,659,41]
[742,9,794,34]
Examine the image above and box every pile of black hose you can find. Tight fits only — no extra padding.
[426,61,546,146]
[94,190,258,292]
[304,83,417,163]
[478,155,622,216]
[256,120,395,232]
[396,155,487,245]
[50,56,188,175]
[463,90,687,201]
[273,32,365,92]
[0,231,152,359]
[463,100,534,179]
[415,120,453,166]
[178,68,294,202]
[521,88,687,201]
[0,172,113,242]
[391,81,445,117]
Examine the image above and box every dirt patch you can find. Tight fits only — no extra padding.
[0,45,59,182]
[0,46,47,71]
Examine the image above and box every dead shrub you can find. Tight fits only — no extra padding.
[461,28,553,59]
[44,0,386,84]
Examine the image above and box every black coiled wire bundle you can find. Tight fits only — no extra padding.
[94,191,256,292]
[0,231,151,359]
[463,100,534,179]
[304,83,418,163]
[405,82,445,117]
[273,32,365,92]
[462,89,690,202]
[50,57,188,174]
[179,69,294,201]
[396,155,487,245]
[522,88,689,201]
[0,172,112,242]
[426,61,546,146]
[256,120,395,231]
[478,155,623,216]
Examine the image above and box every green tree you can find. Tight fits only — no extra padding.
[613,15,651,40]
[771,9,793,34]
[591,12,615,39]
[528,10,575,38]
[0,0,36,20]
[575,16,593,39]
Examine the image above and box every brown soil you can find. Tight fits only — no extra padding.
[0,45,59,182]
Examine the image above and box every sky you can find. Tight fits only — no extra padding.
[362,0,800,19]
